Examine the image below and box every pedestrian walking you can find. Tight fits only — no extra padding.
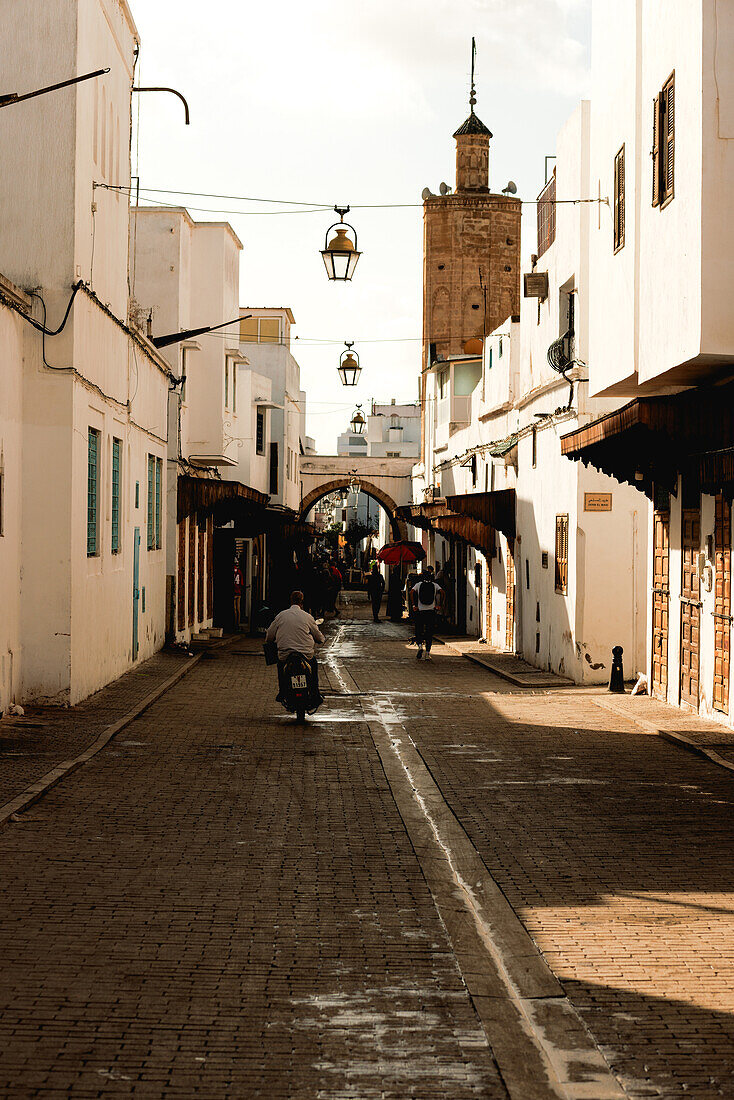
[387,568,404,622]
[233,558,244,630]
[366,563,385,622]
[411,566,442,661]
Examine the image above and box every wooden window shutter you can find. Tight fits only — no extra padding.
[614,145,625,250]
[555,514,568,594]
[663,75,675,200]
[652,93,661,206]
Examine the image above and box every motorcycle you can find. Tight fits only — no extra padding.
[279,652,323,723]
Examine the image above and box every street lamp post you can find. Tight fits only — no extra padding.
[321,206,361,281]
[338,342,361,386]
[349,404,366,434]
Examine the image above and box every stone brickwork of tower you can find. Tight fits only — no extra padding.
[422,111,521,366]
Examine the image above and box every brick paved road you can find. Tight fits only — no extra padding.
[0,650,193,808]
[342,602,734,1099]
[0,634,505,1098]
[2,597,734,1098]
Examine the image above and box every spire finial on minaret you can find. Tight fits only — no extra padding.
[469,36,477,111]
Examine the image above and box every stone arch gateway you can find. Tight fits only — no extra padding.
[298,456,416,542]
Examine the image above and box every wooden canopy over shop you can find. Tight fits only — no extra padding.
[177,474,269,524]
[446,489,516,539]
[560,384,734,497]
[399,489,516,555]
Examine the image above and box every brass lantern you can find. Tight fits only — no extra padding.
[321,206,361,281]
[349,404,366,434]
[338,342,361,386]
[348,473,361,496]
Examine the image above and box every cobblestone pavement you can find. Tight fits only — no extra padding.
[0,650,194,809]
[2,597,734,1097]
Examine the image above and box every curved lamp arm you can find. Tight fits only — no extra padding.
[133,86,190,125]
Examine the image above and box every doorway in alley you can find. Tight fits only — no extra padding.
[714,494,731,713]
[651,494,670,700]
[680,500,701,710]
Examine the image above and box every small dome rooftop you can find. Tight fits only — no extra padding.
[453,111,492,139]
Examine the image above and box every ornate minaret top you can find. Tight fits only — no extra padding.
[453,38,492,192]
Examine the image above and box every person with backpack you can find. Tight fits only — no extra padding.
[410,566,443,661]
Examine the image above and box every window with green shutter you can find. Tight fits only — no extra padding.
[155,457,163,549]
[87,428,100,556]
[111,437,121,553]
[147,454,155,549]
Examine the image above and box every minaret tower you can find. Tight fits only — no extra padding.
[421,41,521,367]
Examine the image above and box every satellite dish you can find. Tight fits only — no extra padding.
[439,182,452,195]
[502,180,518,195]
[421,186,435,200]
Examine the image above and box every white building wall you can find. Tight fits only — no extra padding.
[0,0,171,705]
[589,0,734,394]
[0,290,28,713]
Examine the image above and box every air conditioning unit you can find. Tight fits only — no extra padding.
[524,272,549,301]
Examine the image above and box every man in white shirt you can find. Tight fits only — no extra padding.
[410,566,443,661]
[266,590,325,701]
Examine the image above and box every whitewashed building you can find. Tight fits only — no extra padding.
[0,0,170,706]
[413,99,647,681]
[561,0,734,720]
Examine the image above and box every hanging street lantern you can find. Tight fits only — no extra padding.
[348,473,362,496]
[338,342,361,386]
[349,404,366,435]
[321,206,361,281]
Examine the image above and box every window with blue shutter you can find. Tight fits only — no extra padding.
[87,428,100,556]
[111,437,121,553]
[147,454,155,549]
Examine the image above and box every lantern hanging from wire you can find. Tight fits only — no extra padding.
[338,342,361,386]
[349,403,366,435]
[348,473,362,497]
[321,206,361,282]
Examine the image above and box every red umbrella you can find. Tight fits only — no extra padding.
[376,540,427,565]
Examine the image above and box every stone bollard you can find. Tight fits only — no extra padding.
[608,645,626,693]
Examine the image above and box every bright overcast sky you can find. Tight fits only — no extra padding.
[131,0,591,453]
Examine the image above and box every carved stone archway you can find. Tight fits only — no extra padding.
[299,478,408,541]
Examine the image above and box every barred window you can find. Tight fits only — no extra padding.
[555,514,569,594]
[87,428,100,557]
[111,437,121,553]
[256,409,265,455]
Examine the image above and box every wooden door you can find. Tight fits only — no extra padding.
[177,520,186,632]
[207,517,214,621]
[651,508,670,698]
[714,494,731,713]
[188,516,196,628]
[197,516,205,624]
[484,549,492,643]
[680,506,701,709]
[506,538,515,652]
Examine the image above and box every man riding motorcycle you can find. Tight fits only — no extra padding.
[265,589,325,717]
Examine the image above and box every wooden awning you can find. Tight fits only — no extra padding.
[178,474,269,523]
[446,489,516,538]
[399,497,499,554]
[560,384,734,497]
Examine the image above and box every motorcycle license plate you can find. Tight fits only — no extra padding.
[291,675,307,689]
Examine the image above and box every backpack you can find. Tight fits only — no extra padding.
[419,580,435,604]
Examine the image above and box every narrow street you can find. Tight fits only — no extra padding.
[2,598,734,1099]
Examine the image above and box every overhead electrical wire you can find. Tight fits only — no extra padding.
[99,181,609,216]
